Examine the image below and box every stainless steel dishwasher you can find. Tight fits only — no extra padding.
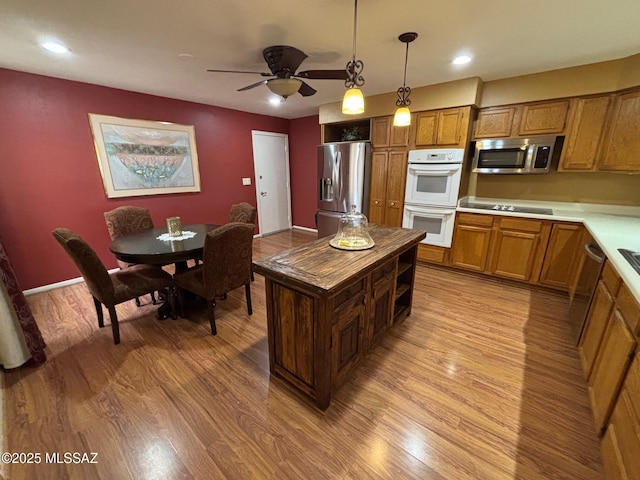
[569,237,606,344]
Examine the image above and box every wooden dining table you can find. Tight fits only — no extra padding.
[109,223,219,319]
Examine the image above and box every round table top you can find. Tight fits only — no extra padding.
[109,223,219,265]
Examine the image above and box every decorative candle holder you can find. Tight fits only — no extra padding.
[166,216,182,237]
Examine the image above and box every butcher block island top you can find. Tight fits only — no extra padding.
[253,226,425,410]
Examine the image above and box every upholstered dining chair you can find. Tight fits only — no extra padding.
[104,206,157,305]
[52,227,175,344]
[228,202,257,280]
[173,222,254,335]
[229,202,257,225]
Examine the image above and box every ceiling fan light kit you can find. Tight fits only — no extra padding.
[267,78,302,98]
[342,0,365,115]
[393,32,418,127]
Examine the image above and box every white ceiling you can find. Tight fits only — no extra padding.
[2,0,640,120]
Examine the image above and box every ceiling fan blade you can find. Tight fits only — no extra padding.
[297,81,317,97]
[263,45,307,75]
[296,69,349,80]
[237,79,270,91]
[207,69,272,76]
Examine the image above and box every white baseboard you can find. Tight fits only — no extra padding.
[23,268,119,296]
[292,225,318,233]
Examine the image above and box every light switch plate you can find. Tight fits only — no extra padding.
[242,177,251,186]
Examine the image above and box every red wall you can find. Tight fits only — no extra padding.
[289,115,321,230]
[0,68,307,289]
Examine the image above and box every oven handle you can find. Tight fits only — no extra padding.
[408,164,461,175]
[584,242,605,263]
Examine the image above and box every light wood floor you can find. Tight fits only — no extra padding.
[3,229,604,479]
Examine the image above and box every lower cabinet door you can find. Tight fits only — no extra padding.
[588,309,637,432]
[490,230,540,281]
[331,300,366,389]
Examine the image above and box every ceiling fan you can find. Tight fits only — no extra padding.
[207,45,348,98]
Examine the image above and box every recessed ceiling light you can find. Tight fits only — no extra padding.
[269,97,283,105]
[42,42,69,54]
[178,53,195,60]
[452,55,472,65]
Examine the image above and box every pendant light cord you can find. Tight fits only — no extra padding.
[402,40,409,88]
[352,0,358,63]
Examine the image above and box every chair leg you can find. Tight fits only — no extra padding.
[176,288,185,318]
[93,296,105,328]
[166,287,177,320]
[151,291,157,305]
[107,305,120,345]
[207,300,217,336]
[245,283,252,315]
[251,270,255,282]
[135,297,141,307]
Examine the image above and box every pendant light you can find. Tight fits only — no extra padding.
[393,32,418,127]
[342,0,365,115]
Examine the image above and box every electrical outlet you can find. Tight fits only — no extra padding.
[242,177,251,186]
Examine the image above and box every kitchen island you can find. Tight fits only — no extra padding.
[252,225,425,410]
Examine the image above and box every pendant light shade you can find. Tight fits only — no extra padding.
[343,87,365,114]
[393,32,418,126]
[393,107,411,126]
[342,0,365,115]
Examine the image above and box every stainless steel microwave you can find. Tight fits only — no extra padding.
[472,135,561,174]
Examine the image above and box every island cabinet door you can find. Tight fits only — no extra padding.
[268,282,316,395]
[331,294,366,390]
[366,259,397,349]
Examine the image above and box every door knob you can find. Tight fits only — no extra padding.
[260,191,267,197]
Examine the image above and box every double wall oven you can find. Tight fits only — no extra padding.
[402,148,465,248]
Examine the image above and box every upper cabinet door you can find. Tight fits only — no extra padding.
[518,100,570,136]
[474,107,516,138]
[415,111,438,146]
[437,108,465,145]
[559,96,612,171]
[371,116,392,148]
[598,90,640,172]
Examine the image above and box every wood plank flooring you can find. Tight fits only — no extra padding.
[2,229,604,479]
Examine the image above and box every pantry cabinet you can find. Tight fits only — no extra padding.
[558,95,612,171]
[599,90,640,172]
[415,107,471,148]
[368,150,407,227]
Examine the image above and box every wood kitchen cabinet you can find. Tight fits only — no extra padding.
[370,116,409,148]
[368,150,407,227]
[474,107,517,138]
[558,95,612,171]
[599,89,640,172]
[331,287,367,389]
[450,213,494,272]
[601,353,640,480]
[579,261,621,377]
[538,222,585,289]
[588,308,637,433]
[366,258,396,349]
[489,217,550,283]
[473,100,571,139]
[415,107,471,148]
[518,100,571,136]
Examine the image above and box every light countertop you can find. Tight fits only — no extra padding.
[457,196,640,304]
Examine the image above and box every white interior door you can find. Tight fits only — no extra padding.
[251,131,292,235]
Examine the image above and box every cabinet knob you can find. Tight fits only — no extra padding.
[374,200,380,205]
[390,202,396,207]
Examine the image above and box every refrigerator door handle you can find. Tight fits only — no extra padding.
[333,150,341,205]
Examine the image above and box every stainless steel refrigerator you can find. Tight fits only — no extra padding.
[316,141,371,238]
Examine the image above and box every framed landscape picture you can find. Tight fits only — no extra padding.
[88,114,201,198]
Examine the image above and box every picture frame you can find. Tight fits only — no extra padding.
[88,113,201,198]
